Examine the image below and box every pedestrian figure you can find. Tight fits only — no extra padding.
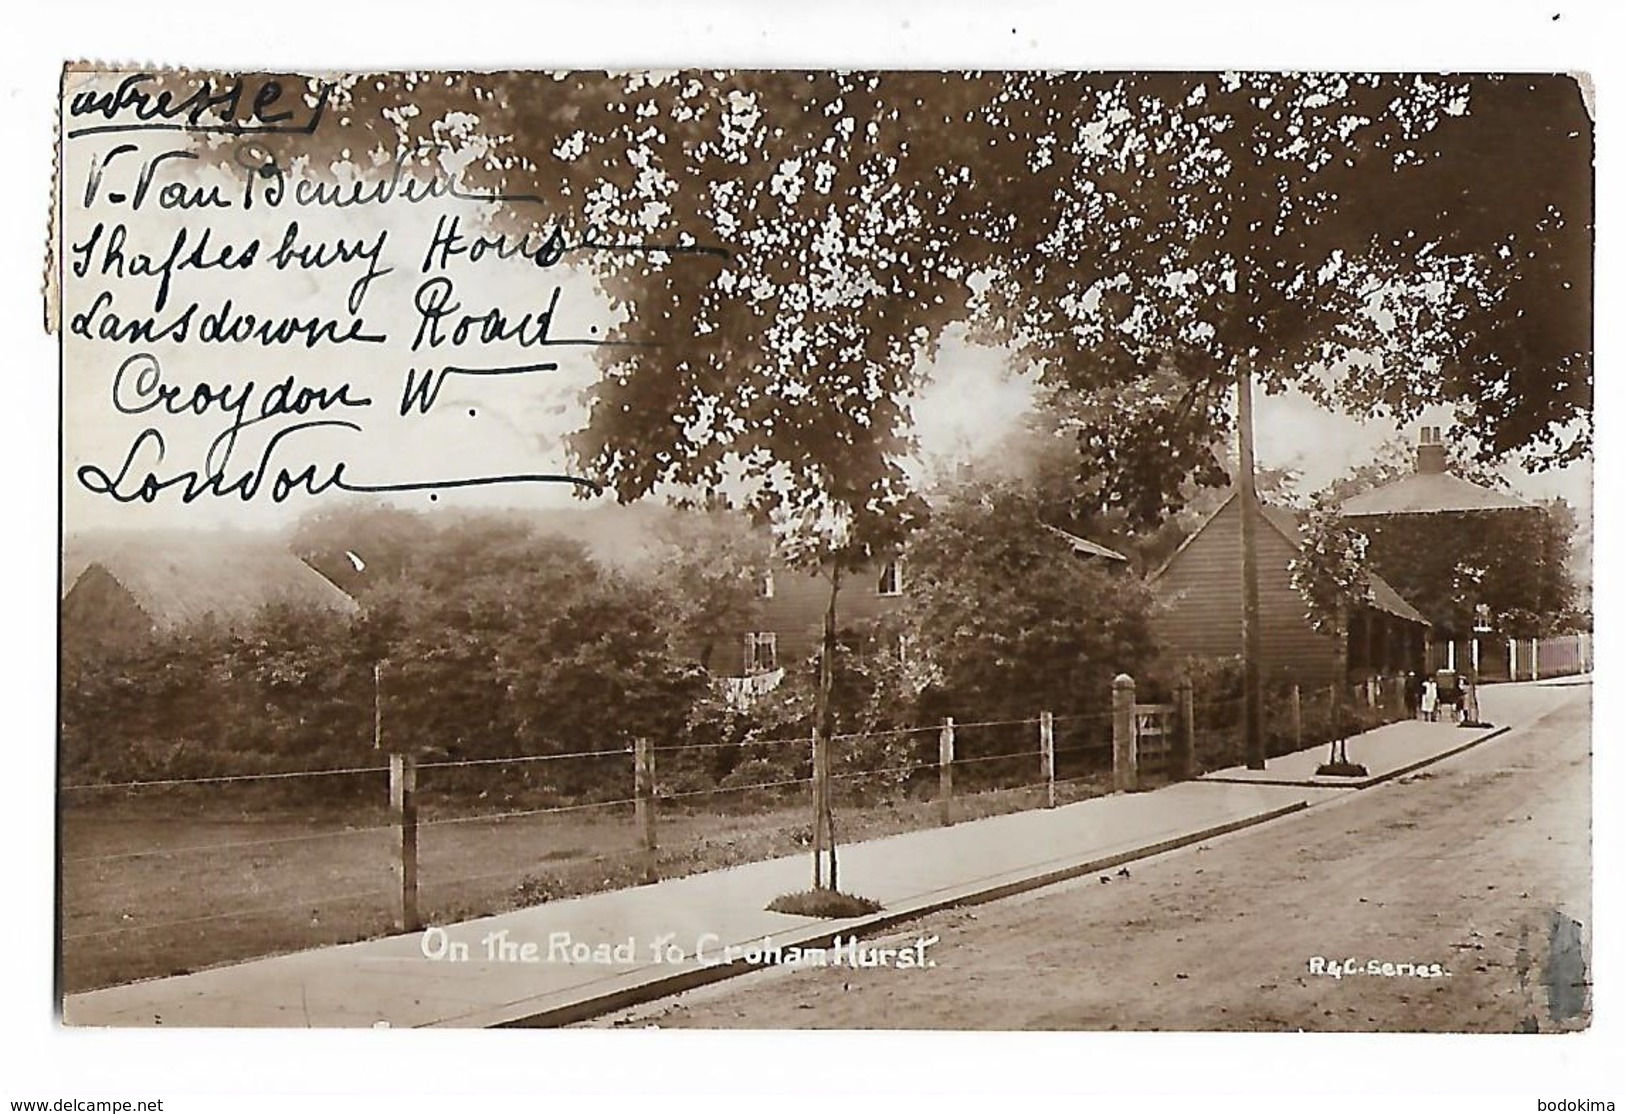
[1421,678,1438,722]
[1436,669,1461,723]
[1404,671,1421,718]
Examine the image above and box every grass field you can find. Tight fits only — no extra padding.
[60,769,1123,993]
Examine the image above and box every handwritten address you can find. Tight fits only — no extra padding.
[61,70,724,509]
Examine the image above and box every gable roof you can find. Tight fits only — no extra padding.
[1150,490,1428,626]
[1043,524,1129,562]
[65,536,358,630]
[1340,471,1531,517]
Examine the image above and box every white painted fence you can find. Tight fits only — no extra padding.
[1506,632,1592,681]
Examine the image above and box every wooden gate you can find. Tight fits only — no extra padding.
[1134,703,1175,772]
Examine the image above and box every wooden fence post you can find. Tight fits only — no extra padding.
[938,717,956,826]
[1289,683,1302,751]
[1039,711,1056,808]
[1112,674,1137,792]
[1531,639,1540,681]
[1173,675,1194,780]
[390,752,420,934]
[634,737,657,884]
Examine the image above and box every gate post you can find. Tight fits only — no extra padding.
[1112,674,1138,792]
[1172,675,1194,781]
[938,717,956,826]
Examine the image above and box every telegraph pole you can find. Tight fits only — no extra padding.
[1237,362,1266,770]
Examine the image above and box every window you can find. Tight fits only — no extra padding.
[877,558,904,597]
[744,631,778,674]
[760,570,775,599]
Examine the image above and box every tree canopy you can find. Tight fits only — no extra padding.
[895,472,1160,723]
[1288,491,1374,638]
[230,69,1589,544]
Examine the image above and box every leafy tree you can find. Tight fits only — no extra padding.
[947,73,1587,769]
[967,74,1590,524]
[1348,506,1580,640]
[1288,492,1373,768]
[364,522,613,760]
[61,516,711,807]
[500,575,708,761]
[179,70,1588,525]
[900,476,1159,723]
[60,606,374,785]
[503,72,989,890]
[227,602,375,759]
[60,617,239,782]
[736,618,929,798]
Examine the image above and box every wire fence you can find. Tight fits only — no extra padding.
[60,672,1417,993]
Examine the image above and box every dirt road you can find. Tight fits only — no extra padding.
[590,684,1591,1031]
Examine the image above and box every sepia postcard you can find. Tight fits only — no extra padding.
[54,64,1593,1035]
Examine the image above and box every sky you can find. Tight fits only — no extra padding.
[906,335,1591,513]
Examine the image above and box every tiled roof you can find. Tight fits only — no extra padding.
[66,537,358,629]
[1340,472,1530,517]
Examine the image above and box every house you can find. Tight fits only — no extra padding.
[1340,425,1540,677]
[1149,492,1430,687]
[735,526,1129,682]
[1340,427,1531,518]
[61,535,359,654]
[736,556,908,681]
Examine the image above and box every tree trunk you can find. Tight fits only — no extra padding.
[1332,604,1349,765]
[811,565,842,891]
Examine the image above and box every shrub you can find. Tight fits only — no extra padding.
[766,890,883,918]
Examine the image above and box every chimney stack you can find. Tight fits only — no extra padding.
[1416,426,1448,474]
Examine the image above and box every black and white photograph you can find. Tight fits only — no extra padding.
[53,59,1594,1034]
[14,4,1615,1103]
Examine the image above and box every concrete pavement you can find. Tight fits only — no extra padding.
[1203,676,1584,788]
[61,677,1583,1029]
